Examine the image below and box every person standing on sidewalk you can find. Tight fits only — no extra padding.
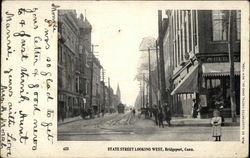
[132,108,136,117]
[152,105,158,125]
[101,108,105,117]
[211,110,222,141]
[163,104,171,127]
[158,106,164,128]
[192,99,198,118]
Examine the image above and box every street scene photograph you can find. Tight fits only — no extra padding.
[57,7,241,141]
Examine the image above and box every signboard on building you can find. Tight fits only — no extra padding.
[200,95,207,107]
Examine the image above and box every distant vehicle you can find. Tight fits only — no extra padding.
[117,103,125,114]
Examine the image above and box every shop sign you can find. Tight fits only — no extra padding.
[200,95,207,107]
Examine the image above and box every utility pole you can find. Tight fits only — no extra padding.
[102,68,106,113]
[108,77,111,113]
[148,48,153,108]
[89,44,98,110]
[158,10,167,105]
[140,81,143,108]
[142,74,145,108]
[228,10,237,122]
[156,40,161,107]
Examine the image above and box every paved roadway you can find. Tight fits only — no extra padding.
[58,112,240,141]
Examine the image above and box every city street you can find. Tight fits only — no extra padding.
[57,9,242,143]
[58,111,240,141]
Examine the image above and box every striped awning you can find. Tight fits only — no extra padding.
[202,62,240,77]
[171,65,199,95]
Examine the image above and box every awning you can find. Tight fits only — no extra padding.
[171,65,199,95]
[202,62,240,77]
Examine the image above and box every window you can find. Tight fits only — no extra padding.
[75,76,79,93]
[188,11,192,52]
[177,35,180,64]
[236,10,241,40]
[174,42,177,67]
[184,12,188,53]
[172,15,175,40]
[177,11,179,30]
[193,10,198,45]
[180,30,183,61]
[212,10,228,41]
[174,11,177,39]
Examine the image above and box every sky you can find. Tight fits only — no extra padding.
[74,2,159,106]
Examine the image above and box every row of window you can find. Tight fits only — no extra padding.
[168,10,241,69]
[212,10,241,41]
[170,10,198,68]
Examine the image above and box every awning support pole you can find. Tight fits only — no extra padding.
[228,10,237,122]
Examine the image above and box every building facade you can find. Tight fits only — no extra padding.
[58,10,82,119]
[161,10,241,118]
[58,10,106,120]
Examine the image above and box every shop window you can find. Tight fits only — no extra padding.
[212,10,228,41]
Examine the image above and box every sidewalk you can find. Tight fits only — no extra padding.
[58,113,117,126]
[169,117,240,127]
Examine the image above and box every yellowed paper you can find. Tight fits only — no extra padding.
[1,1,249,157]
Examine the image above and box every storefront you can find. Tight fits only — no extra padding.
[200,62,240,118]
[170,62,240,118]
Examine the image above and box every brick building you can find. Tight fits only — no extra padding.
[160,10,241,118]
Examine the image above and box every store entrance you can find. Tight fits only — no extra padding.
[204,76,240,117]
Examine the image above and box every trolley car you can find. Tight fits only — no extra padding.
[117,103,125,114]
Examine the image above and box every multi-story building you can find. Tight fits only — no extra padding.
[90,56,102,114]
[58,10,82,119]
[160,10,241,118]
[78,13,92,111]
[58,10,104,120]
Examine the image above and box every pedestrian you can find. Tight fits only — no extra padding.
[152,105,158,125]
[101,108,105,117]
[138,108,143,119]
[211,110,222,141]
[132,109,136,117]
[157,107,164,128]
[149,106,153,118]
[215,100,225,126]
[164,105,171,126]
[192,99,198,118]
[88,108,93,119]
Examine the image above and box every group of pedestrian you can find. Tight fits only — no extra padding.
[152,103,171,128]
